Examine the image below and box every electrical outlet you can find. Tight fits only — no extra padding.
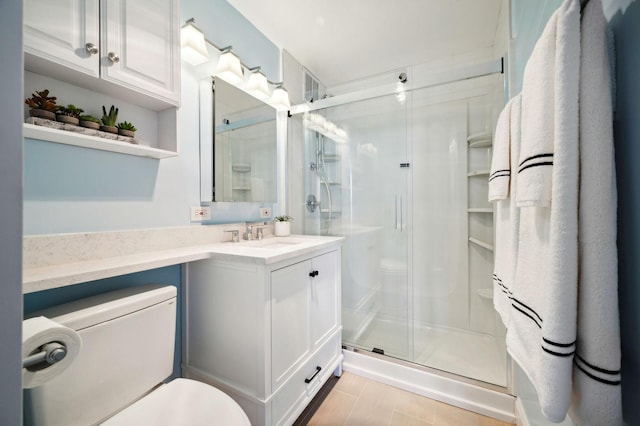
[259,207,272,218]
[190,206,211,222]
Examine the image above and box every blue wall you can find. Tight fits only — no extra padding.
[510,0,640,422]
[22,0,281,390]
[23,0,280,235]
[609,0,640,419]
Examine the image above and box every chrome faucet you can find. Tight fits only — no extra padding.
[244,225,254,240]
[224,229,240,243]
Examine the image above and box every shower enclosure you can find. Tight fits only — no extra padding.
[292,65,507,387]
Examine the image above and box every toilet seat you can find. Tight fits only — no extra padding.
[102,378,251,425]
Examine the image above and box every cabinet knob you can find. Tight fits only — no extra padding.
[85,42,98,55]
[308,270,319,278]
[108,52,120,64]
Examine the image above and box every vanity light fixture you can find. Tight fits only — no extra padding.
[215,46,244,84]
[246,67,270,100]
[181,18,291,111]
[180,19,209,66]
[270,83,291,111]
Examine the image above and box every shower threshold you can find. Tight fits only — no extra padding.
[341,347,515,423]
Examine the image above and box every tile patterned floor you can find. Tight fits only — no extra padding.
[306,372,513,426]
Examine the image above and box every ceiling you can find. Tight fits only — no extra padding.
[226,0,504,88]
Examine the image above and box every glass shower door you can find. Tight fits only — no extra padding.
[303,92,411,360]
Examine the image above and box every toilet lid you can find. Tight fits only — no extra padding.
[102,378,251,426]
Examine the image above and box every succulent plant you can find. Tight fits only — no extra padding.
[116,121,137,132]
[57,104,84,118]
[79,115,100,123]
[274,215,294,222]
[25,89,59,112]
[101,105,119,126]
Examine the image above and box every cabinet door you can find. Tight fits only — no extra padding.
[24,0,100,77]
[101,0,180,105]
[310,251,339,348]
[271,260,310,389]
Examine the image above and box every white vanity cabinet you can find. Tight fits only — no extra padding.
[184,246,343,426]
[24,0,180,108]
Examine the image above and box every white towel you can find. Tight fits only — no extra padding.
[516,10,557,207]
[569,0,622,424]
[491,94,521,326]
[489,98,514,202]
[506,0,581,422]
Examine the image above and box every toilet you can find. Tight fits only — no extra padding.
[24,284,250,426]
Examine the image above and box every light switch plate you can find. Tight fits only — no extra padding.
[259,208,272,218]
[190,206,211,221]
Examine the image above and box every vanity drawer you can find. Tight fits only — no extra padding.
[271,333,341,426]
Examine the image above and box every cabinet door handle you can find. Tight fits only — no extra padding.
[308,270,319,278]
[108,52,120,64]
[304,366,322,383]
[85,42,98,55]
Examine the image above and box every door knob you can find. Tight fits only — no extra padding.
[85,42,98,55]
[108,52,120,64]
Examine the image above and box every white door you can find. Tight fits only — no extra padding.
[309,251,339,348]
[24,0,100,77]
[271,260,310,389]
[100,0,180,105]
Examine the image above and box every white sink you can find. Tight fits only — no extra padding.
[242,238,307,250]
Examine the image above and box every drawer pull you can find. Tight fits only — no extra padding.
[304,366,322,383]
[308,270,319,278]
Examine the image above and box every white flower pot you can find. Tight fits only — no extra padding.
[274,221,291,237]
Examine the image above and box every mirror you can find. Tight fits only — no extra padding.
[199,77,277,203]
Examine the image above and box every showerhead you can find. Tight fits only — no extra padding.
[398,72,408,83]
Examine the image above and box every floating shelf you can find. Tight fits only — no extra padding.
[23,123,177,160]
[469,237,494,251]
[477,288,493,300]
[467,170,490,177]
[467,131,492,148]
[468,208,493,213]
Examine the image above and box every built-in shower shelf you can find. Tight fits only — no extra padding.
[468,208,493,213]
[477,288,493,300]
[467,170,490,177]
[469,237,494,251]
[467,132,492,148]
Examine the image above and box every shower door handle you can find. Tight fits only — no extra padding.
[394,195,403,231]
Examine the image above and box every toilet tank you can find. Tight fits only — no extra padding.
[25,284,177,426]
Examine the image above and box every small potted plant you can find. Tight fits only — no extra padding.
[116,121,137,138]
[100,105,119,134]
[79,115,101,130]
[25,89,59,120]
[56,104,84,125]
[273,215,294,237]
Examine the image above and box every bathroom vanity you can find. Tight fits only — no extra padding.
[183,238,343,426]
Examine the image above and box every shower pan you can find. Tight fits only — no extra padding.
[293,63,507,388]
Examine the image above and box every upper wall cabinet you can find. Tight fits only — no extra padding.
[24,0,180,110]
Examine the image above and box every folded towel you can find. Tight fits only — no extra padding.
[507,0,581,422]
[489,97,515,202]
[569,0,622,423]
[491,94,522,325]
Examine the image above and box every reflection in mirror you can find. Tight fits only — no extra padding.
[201,77,277,202]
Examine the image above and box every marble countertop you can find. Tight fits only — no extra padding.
[23,225,343,294]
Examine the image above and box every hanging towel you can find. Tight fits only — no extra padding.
[569,0,622,424]
[515,9,559,207]
[489,97,514,202]
[491,94,521,326]
[506,0,581,422]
